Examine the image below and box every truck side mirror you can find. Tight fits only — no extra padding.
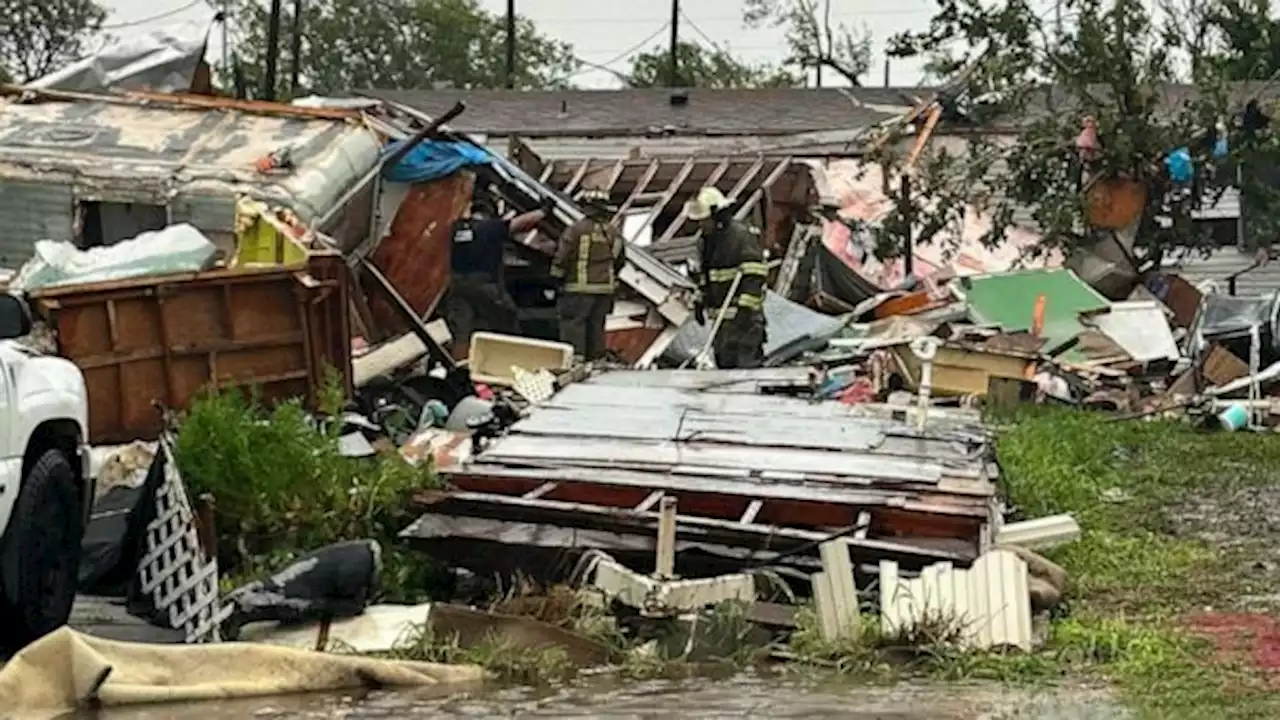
[0,293,33,340]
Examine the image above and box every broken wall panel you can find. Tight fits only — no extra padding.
[32,253,352,443]
[407,368,997,572]
[366,173,474,339]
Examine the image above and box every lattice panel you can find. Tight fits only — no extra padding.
[136,439,231,643]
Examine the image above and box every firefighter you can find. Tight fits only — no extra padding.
[551,188,626,360]
[685,187,768,369]
[442,191,548,357]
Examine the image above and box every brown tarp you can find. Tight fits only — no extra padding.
[0,627,483,718]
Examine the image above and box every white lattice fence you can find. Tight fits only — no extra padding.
[136,437,231,643]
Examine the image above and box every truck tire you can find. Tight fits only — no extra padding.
[0,449,83,650]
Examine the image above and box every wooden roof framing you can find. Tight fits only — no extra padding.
[543,155,799,253]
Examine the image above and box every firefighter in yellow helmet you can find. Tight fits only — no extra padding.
[685,187,768,369]
[551,188,627,360]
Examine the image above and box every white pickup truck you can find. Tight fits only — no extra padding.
[0,293,92,650]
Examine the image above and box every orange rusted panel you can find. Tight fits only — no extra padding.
[606,327,662,364]
[31,253,352,444]
[368,173,473,337]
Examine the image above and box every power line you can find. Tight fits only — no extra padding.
[680,9,727,52]
[560,22,671,82]
[531,9,935,24]
[99,0,208,30]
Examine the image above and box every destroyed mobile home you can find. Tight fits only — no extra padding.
[7,77,1280,715]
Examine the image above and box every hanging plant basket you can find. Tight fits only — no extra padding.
[1083,177,1148,230]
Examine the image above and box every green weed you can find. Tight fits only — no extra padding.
[174,372,443,601]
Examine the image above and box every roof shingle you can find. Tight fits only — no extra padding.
[361,87,909,138]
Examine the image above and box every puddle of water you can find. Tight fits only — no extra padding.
[97,671,1129,720]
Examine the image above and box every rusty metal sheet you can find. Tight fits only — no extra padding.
[32,253,352,443]
[455,463,991,517]
[409,491,973,568]
[367,173,472,337]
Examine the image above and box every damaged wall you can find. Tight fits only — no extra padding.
[365,173,474,339]
[0,92,381,267]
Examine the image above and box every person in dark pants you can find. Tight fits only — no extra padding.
[685,187,768,369]
[551,189,626,361]
[442,193,548,357]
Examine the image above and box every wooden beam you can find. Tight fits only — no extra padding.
[854,511,872,539]
[563,158,593,196]
[627,158,695,241]
[734,158,794,223]
[654,158,731,246]
[522,482,559,499]
[655,496,678,579]
[612,159,662,220]
[635,490,664,512]
[740,499,763,525]
[905,105,943,172]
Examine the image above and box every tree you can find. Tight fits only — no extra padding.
[863,0,1280,268]
[743,0,872,85]
[1200,0,1280,80]
[230,0,578,98]
[627,40,801,88]
[0,0,106,83]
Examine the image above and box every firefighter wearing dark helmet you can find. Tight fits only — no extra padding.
[686,187,768,369]
[551,188,626,360]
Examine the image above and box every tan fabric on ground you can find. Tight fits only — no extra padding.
[0,626,483,719]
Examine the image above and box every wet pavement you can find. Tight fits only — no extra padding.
[98,672,1130,719]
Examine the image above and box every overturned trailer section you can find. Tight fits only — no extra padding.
[402,368,998,582]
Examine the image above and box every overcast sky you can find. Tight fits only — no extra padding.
[97,0,950,87]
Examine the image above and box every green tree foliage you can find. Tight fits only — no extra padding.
[870,0,1280,266]
[0,0,106,83]
[627,40,801,88]
[230,0,579,98]
[743,0,872,85]
[1200,0,1280,80]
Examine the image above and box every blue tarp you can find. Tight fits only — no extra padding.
[382,139,493,183]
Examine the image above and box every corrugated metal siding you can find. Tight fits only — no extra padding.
[879,549,1033,651]
[1168,247,1280,297]
[0,179,73,268]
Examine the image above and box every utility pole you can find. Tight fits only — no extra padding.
[264,0,282,101]
[505,0,516,89]
[668,0,680,87]
[900,174,914,278]
[289,0,303,95]
[883,57,890,87]
[220,1,229,77]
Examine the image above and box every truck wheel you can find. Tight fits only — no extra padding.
[0,450,83,650]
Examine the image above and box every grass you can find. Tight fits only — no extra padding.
[380,623,576,685]
[991,406,1280,717]
[784,406,1280,717]
[173,372,445,601]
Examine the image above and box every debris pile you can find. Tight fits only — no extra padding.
[5,74,1280,715]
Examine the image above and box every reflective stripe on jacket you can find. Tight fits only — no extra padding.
[699,220,767,314]
[551,218,626,294]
